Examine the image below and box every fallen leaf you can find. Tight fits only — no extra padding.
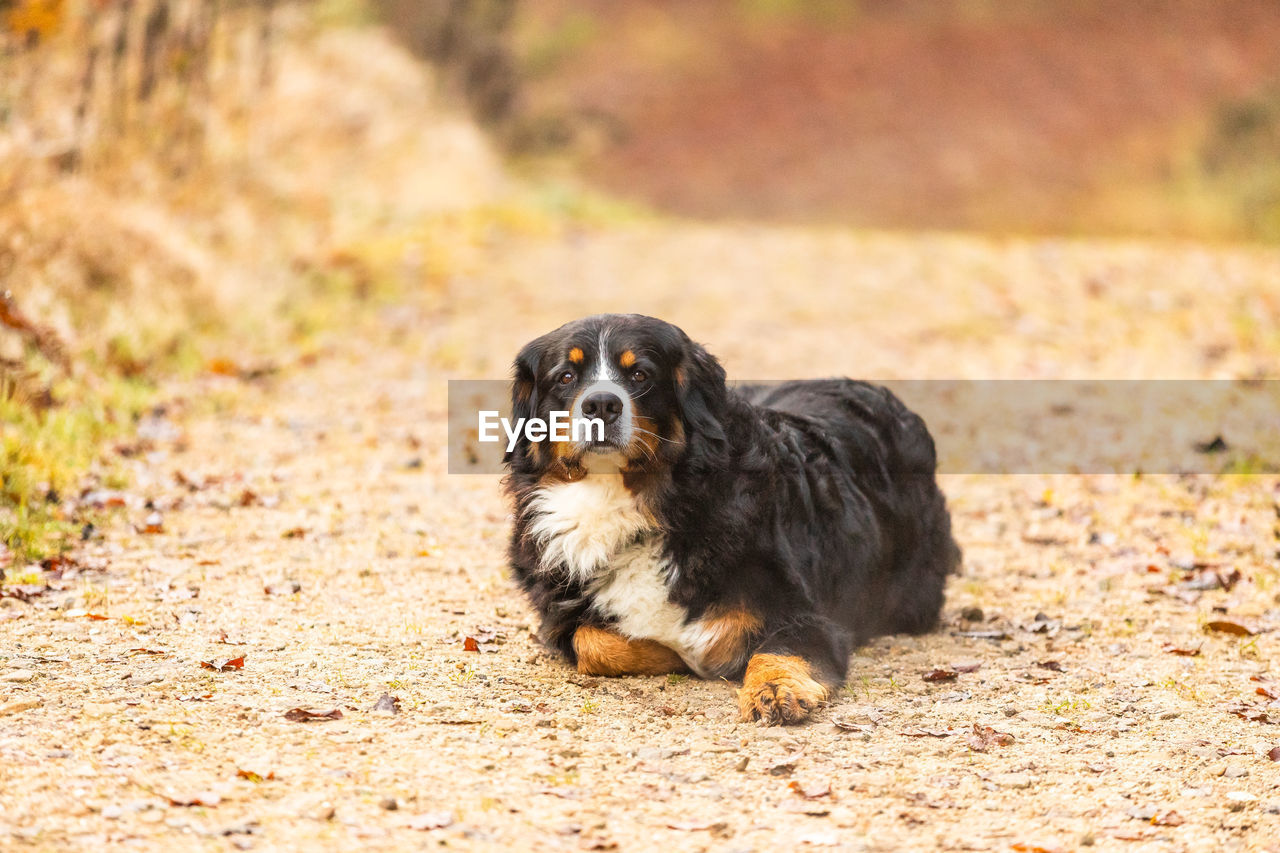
[84,613,110,621]
[830,717,875,733]
[0,584,48,602]
[461,627,503,653]
[1256,686,1278,701]
[236,767,276,782]
[1226,704,1274,724]
[206,357,240,377]
[1267,746,1280,761]
[767,757,799,777]
[1216,568,1243,591]
[264,580,301,595]
[966,723,1015,752]
[1194,435,1228,453]
[952,661,982,673]
[902,727,952,738]
[281,527,306,539]
[81,489,128,509]
[283,707,342,722]
[406,811,454,830]
[200,656,245,672]
[371,693,402,714]
[1011,844,1067,853]
[923,669,958,682]
[1036,660,1065,672]
[1161,643,1202,656]
[141,512,164,534]
[788,778,831,799]
[1204,620,1254,637]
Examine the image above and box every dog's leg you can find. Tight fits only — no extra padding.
[737,619,848,725]
[572,625,688,676]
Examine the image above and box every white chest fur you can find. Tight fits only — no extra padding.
[525,475,719,676]
[526,474,651,583]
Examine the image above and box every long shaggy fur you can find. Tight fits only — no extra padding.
[502,314,961,699]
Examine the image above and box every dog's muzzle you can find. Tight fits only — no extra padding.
[573,381,633,451]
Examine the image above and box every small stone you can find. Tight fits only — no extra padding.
[993,772,1033,789]
[1223,764,1249,779]
[102,805,123,820]
[1002,706,1019,717]
[960,606,984,622]
[0,699,40,716]
[2,669,35,683]
[1225,791,1257,802]
[380,797,398,811]
[406,811,454,831]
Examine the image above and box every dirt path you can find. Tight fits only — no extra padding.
[3,224,1279,852]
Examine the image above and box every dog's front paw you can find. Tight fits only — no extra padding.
[737,654,829,725]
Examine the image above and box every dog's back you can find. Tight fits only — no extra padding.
[736,379,961,642]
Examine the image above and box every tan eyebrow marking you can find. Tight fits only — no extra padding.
[619,350,636,369]
[568,347,584,364]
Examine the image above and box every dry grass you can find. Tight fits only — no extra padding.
[1,1,504,564]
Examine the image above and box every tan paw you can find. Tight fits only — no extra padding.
[737,654,829,725]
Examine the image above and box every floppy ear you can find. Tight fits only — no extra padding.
[675,336,727,445]
[504,339,544,465]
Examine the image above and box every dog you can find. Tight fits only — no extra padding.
[502,314,960,724]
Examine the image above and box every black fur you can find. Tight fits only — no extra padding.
[503,314,960,689]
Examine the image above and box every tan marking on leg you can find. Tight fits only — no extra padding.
[699,607,763,676]
[574,625,688,676]
[569,347,584,364]
[738,654,829,725]
[619,350,636,369]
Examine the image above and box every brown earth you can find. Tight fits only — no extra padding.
[3,223,1280,851]
[516,0,1280,236]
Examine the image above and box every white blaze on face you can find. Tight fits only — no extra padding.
[570,331,634,447]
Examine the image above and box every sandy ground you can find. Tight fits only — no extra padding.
[2,224,1280,852]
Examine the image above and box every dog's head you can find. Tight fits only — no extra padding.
[505,314,726,478]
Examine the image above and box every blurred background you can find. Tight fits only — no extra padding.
[3,0,1280,564]
[502,0,1280,240]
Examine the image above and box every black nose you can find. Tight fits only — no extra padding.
[581,392,624,425]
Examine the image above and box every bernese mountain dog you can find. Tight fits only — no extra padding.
[503,314,960,725]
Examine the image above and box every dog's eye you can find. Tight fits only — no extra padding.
[630,369,648,383]
[558,370,575,385]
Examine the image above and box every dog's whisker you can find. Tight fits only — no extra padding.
[631,426,679,445]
